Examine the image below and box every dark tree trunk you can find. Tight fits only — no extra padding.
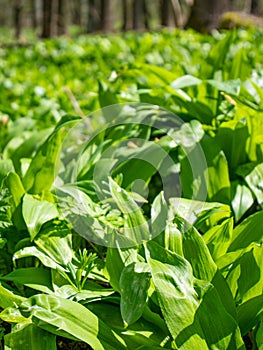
[14,0,23,39]
[87,0,100,32]
[143,0,149,29]
[42,0,52,38]
[57,0,68,35]
[41,0,59,38]
[228,0,235,11]
[72,0,82,25]
[160,0,175,27]
[100,0,113,32]
[251,0,260,14]
[122,0,132,31]
[186,0,228,32]
[132,0,144,30]
[30,0,37,29]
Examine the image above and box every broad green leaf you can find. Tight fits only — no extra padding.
[207,79,241,95]
[229,48,251,81]
[237,295,263,336]
[256,321,263,350]
[170,120,204,148]
[224,245,263,303]
[215,120,249,171]
[22,194,59,240]
[13,246,62,270]
[0,283,26,309]
[4,324,56,350]
[151,192,168,244]
[20,294,126,350]
[200,135,231,203]
[34,220,73,266]
[87,301,170,349]
[204,218,233,260]
[205,31,235,77]
[163,220,183,256]
[98,81,119,108]
[105,245,138,293]
[145,242,203,344]
[0,159,14,187]
[0,268,53,294]
[4,171,26,229]
[0,307,29,324]
[109,177,149,243]
[169,197,231,229]
[145,241,244,349]
[236,162,263,206]
[22,129,63,194]
[111,140,170,190]
[120,262,151,326]
[11,128,52,176]
[171,75,202,90]
[228,210,263,252]
[182,223,236,318]
[231,181,254,222]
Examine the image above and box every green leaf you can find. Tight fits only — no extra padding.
[237,295,263,336]
[231,181,254,222]
[200,135,231,204]
[182,223,236,318]
[120,262,151,326]
[171,75,202,90]
[20,294,126,350]
[4,172,25,209]
[256,321,263,350]
[22,194,59,240]
[4,171,26,229]
[0,268,53,294]
[105,245,138,293]
[4,324,56,350]
[13,246,61,270]
[34,221,73,266]
[169,197,231,229]
[87,300,170,348]
[224,245,263,304]
[150,192,168,244]
[206,31,235,77]
[0,159,14,188]
[145,241,244,349]
[109,177,149,244]
[215,120,249,171]
[22,129,63,194]
[228,210,263,252]
[203,218,233,260]
[0,283,26,309]
[236,162,263,207]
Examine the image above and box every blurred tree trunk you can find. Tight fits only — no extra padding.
[14,0,23,39]
[57,0,68,35]
[42,0,52,37]
[186,0,228,32]
[122,0,132,31]
[87,0,100,32]
[160,0,175,27]
[133,0,144,30]
[72,0,82,25]
[100,0,113,32]
[143,0,149,29]
[42,0,69,38]
[170,0,184,27]
[245,0,252,13]
[228,0,235,10]
[251,0,260,14]
[30,0,37,29]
